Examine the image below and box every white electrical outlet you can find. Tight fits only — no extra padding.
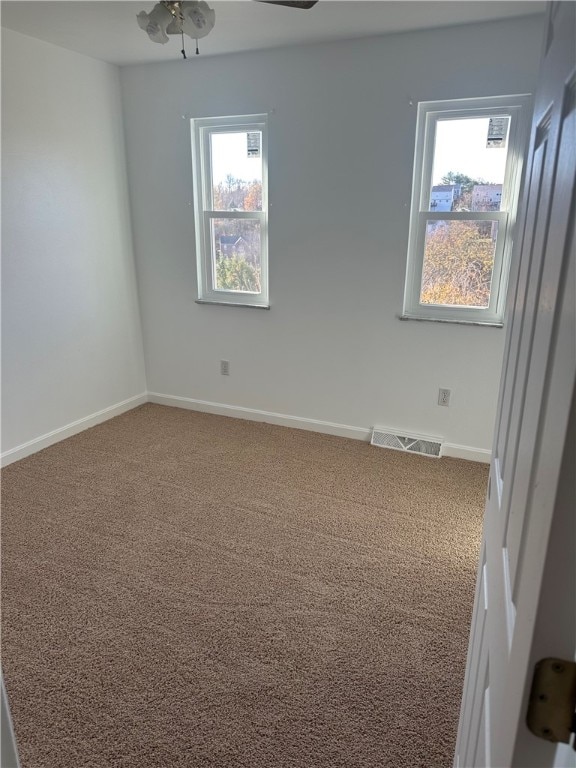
[220,360,230,376]
[438,388,451,407]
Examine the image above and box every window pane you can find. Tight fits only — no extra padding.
[420,220,499,308]
[211,218,261,294]
[428,117,509,212]
[210,132,263,211]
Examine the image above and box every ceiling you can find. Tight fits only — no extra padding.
[1,1,545,66]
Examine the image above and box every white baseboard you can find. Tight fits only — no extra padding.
[1,391,491,467]
[443,442,491,464]
[1,393,147,467]
[147,392,372,442]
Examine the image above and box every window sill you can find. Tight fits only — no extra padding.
[196,299,270,310]
[399,314,503,328]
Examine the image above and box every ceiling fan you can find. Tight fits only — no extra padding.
[137,0,318,58]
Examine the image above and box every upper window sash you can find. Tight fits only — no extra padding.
[198,120,268,214]
[418,103,526,215]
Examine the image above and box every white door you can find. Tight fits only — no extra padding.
[454,2,576,767]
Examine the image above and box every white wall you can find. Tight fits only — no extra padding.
[1,29,146,458]
[120,14,544,458]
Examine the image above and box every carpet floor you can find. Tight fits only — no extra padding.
[1,404,487,768]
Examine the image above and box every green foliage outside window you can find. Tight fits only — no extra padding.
[215,254,261,293]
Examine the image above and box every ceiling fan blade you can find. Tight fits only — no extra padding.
[257,1,319,9]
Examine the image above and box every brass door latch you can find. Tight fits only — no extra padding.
[527,658,576,748]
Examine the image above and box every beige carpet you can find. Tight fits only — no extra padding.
[1,404,487,768]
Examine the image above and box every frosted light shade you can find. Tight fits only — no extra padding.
[181,1,216,40]
[136,4,174,44]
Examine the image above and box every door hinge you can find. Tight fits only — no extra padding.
[527,658,576,748]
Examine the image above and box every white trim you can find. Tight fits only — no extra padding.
[443,442,492,463]
[0,393,147,467]
[147,392,371,442]
[1,674,20,768]
[0,391,492,467]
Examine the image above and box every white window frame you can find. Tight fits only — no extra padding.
[190,114,269,308]
[402,95,531,325]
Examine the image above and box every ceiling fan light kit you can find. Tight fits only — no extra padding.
[137,0,318,58]
[137,1,216,51]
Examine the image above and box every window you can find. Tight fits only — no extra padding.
[403,95,530,324]
[191,114,269,307]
